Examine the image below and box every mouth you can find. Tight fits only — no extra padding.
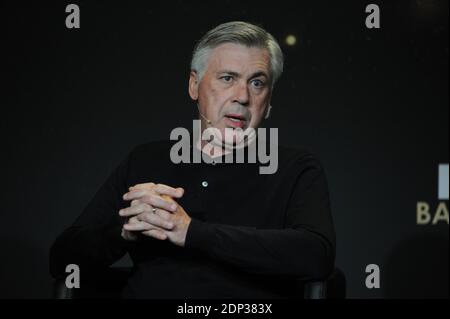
[224,113,247,129]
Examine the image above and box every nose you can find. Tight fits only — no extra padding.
[233,81,250,106]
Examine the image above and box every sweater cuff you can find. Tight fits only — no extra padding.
[185,218,213,251]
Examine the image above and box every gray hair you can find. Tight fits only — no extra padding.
[191,21,284,87]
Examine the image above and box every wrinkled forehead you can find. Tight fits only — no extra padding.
[206,43,271,76]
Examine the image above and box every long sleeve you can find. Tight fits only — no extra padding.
[49,152,131,278]
[185,156,336,281]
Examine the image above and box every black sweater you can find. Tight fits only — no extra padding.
[50,140,336,298]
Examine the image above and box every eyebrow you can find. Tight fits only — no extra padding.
[250,71,269,79]
[218,70,269,79]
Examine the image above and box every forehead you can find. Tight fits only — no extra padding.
[206,43,271,75]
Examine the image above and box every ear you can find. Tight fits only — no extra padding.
[264,89,273,119]
[188,71,199,101]
[264,104,272,119]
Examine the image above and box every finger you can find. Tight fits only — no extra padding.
[130,183,184,199]
[129,182,155,191]
[123,190,148,201]
[155,209,173,221]
[128,216,140,224]
[124,188,183,203]
[139,194,177,212]
[160,194,174,203]
[131,199,141,206]
[119,203,149,217]
[123,221,161,232]
[154,184,184,198]
[139,212,174,230]
[141,229,167,241]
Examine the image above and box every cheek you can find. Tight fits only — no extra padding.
[200,84,219,104]
[209,86,219,99]
[249,102,269,124]
[202,86,233,113]
[253,97,269,113]
[252,112,265,124]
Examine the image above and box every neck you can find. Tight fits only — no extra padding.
[195,133,232,158]
[195,117,232,158]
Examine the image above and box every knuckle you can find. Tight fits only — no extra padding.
[129,216,137,223]
[142,222,151,230]
[145,212,155,223]
[139,195,150,204]
[155,184,165,193]
[158,211,170,220]
[148,196,156,206]
[131,199,140,206]
[152,195,163,206]
[165,222,173,229]
[137,213,147,223]
[135,221,144,228]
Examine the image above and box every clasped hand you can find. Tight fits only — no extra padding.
[119,183,191,247]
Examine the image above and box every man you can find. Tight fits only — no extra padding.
[50,21,336,298]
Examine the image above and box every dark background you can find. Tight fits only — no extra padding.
[2,0,448,298]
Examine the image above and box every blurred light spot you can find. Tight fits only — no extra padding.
[285,34,297,46]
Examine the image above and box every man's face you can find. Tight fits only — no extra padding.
[189,43,272,147]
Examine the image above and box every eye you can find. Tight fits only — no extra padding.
[220,75,233,83]
[251,79,266,88]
